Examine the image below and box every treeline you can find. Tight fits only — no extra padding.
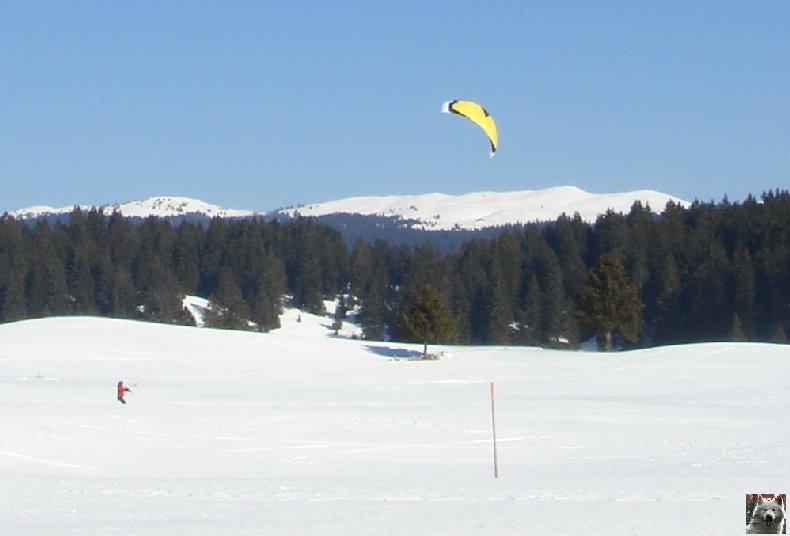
[1,190,788,347]
[354,191,789,347]
[0,210,347,331]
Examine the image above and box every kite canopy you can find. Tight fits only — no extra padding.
[442,99,498,157]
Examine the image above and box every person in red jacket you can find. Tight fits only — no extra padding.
[117,381,131,404]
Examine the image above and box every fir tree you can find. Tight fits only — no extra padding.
[771,325,787,344]
[251,254,285,332]
[576,253,644,351]
[173,222,202,292]
[533,243,575,347]
[206,267,252,330]
[199,217,227,297]
[135,255,182,323]
[399,284,455,358]
[1,269,27,322]
[731,246,755,333]
[545,214,587,299]
[26,221,68,316]
[729,313,746,341]
[359,285,387,341]
[517,273,542,345]
[644,247,681,344]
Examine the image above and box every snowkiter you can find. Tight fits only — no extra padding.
[117,381,131,404]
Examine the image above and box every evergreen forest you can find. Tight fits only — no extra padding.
[0,191,787,349]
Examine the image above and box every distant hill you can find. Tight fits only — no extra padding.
[8,187,690,251]
[8,195,258,220]
[275,186,690,230]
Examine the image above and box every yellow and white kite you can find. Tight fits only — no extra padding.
[442,99,498,157]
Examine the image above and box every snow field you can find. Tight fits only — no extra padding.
[0,311,788,535]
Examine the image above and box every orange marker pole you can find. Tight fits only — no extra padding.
[490,382,498,478]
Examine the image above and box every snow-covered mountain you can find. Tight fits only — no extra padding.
[279,186,690,230]
[9,196,256,220]
[9,187,690,230]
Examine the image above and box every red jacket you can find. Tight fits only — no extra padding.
[117,383,130,398]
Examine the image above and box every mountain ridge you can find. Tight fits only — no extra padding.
[8,195,258,220]
[278,186,690,230]
[9,186,690,230]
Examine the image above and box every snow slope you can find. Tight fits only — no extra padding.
[0,313,787,535]
[281,186,691,230]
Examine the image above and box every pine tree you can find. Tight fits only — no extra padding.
[135,255,182,323]
[173,222,202,292]
[576,253,644,351]
[251,254,285,332]
[359,284,387,341]
[26,221,68,316]
[487,263,515,344]
[533,244,575,347]
[353,239,392,341]
[686,241,730,340]
[199,217,227,297]
[592,210,629,259]
[0,269,27,322]
[285,220,326,315]
[545,215,587,299]
[731,246,755,333]
[109,267,137,318]
[729,313,746,341]
[625,201,654,291]
[66,248,96,314]
[771,325,787,344]
[107,211,140,269]
[453,238,494,343]
[517,273,542,345]
[644,247,681,344]
[399,284,455,358]
[206,267,252,330]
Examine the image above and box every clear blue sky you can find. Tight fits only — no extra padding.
[2,1,788,213]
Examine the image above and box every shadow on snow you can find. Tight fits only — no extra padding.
[364,345,423,360]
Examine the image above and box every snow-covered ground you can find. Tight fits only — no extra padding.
[0,310,787,535]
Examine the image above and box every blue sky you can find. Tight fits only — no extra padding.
[2,1,788,213]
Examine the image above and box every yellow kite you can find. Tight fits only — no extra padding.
[442,99,498,157]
